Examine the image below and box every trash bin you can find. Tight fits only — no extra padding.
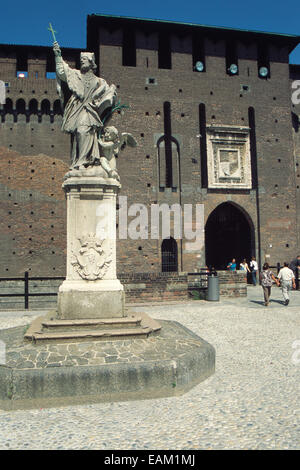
[207,273,219,301]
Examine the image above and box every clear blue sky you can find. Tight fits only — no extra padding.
[1,0,300,63]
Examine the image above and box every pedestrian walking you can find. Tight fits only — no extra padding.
[227,258,236,271]
[250,257,258,286]
[278,262,296,306]
[259,263,279,306]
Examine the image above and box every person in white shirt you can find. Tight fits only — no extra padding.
[278,262,296,306]
[250,257,258,286]
[240,259,251,272]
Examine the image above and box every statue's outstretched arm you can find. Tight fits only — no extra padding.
[53,41,67,82]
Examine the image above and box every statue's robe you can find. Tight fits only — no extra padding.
[56,59,116,168]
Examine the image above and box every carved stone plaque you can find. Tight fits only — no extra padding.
[206,125,252,189]
[71,233,112,281]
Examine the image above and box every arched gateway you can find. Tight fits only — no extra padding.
[205,202,255,270]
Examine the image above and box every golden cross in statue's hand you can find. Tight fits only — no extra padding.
[48,23,57,43]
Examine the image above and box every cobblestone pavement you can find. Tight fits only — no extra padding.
[0,286,299,450]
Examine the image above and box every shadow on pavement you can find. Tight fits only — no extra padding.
[269,299,285,306]
[249,300,265,306]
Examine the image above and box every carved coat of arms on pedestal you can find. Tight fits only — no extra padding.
[71,234,112,281]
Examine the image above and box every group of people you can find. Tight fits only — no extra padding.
[227,256,300,307]
[260,262,296,307]
[227,257,258,286]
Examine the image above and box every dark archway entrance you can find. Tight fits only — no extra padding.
[205,203,254,270]
[161,237,178,272]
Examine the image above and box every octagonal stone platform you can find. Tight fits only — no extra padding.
[0,319,215,410]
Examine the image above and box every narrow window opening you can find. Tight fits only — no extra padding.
[157,103,180,191]
[199,103,208,188]
[257,42,270,78]
[16,99,26,114]
[158,32,171,69]
[226,40,238,75]
[41,99,51,115]
[164,102,173,188]
[248,107,258,188]
[192,34,205,72]
[4,98,13,114]
[53,100,62,115]
[29,99,38,115]
[122,28,136,67]
[292,112,299,133]
[17,71,28,78]
[46,72,56,79]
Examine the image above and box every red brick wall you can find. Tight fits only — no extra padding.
[0,146,68,276]
[119,272,189,302]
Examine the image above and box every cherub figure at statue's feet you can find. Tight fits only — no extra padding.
[98,126,120,180]
[98,126,137,181]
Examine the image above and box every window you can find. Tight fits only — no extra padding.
[257,42,270,78]
[122,28,136,66]
[29,99,38,114]
[226,40,238,75]
[17,71,28,78]
[157,102,181,191]
[46,72,56,79]
[158,32,171,69]
[248,107,258,188]
[199,103,208,188]
[53,99,62,115]
[41,99,51,115]
[161,238,178,272]
[16,98,26,114]
[192,34,205,72]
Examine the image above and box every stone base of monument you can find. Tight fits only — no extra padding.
[57,280,126,320]
[24,310,161,343]
[0,319,215,411]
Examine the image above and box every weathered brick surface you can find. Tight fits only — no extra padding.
[0,146,68,276]
[119,272,189,302]
[189,270,247,298]
[217,271,247,297]
[0,273,188,308]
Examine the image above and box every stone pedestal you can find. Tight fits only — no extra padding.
[57,173,125,319]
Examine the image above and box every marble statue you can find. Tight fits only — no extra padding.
[53,41,117,170]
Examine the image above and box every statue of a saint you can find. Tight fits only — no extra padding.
[53,41,117,170]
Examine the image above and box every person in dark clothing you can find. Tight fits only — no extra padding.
[289,256,300,289]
